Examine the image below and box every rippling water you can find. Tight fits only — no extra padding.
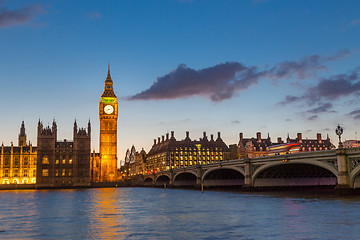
[1,187,360,239]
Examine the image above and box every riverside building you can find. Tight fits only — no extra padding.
[36,120,91,188]
[0,121,37,184]
[235,132,334,159]
[146,131,229,174]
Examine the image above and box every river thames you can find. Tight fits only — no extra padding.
[0,188,360,239]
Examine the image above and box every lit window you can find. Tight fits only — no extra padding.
[69,169,72,176]
[55,169,59,176]
[62,159,66,164]
[42,157,49,164]
[24,157,29,165]
[42,169,49,177]
[56,159,59,164]
[69,159,72,164]
[62,169,66,176]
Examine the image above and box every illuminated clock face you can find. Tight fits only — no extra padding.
[104,105,114,114]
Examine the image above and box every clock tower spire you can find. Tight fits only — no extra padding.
[102,64,116,98]
[99,64,118,182]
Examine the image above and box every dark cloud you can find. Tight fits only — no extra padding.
[269,55,325,81]
[278,95,303,105]
[0,4,46,27]
[285,118,292,122]
[326,49,351,61]
[279,66,360,105]
[307,103,336,114]
[129,50,352,102]
[348,109,360,120]
[349,109,360,115]
[231,120,241,124]
[307,115,318,121]
[129,62,264,102]
[269,49,350,81]
[306,68,360,102]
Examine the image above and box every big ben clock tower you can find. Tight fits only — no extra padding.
[99,65,118,182]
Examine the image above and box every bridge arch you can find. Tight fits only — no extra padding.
[144,176,154,185]
[173,172,197,186]
[349,165,360,188]
[155,174,171,185]
[252,160,338,187]
[202,166,245,187]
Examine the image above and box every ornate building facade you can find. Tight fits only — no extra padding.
[234,132,335,159]
[123,146,147,177]
[285,133,334,151]
[237,132,272,159]
[92,65,118,182]
[0,121,37,184]
[36,120,91,188]
[146,131,229,174]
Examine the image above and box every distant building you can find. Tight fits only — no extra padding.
[125,146,147,177]
[0,121,37,184]
[124,145,136,178]
[146,131,229,174]
[122,146,147,177]
[135,149,147,175]
[234,132,334,159]
[90,151,101,182]
[238,132,272,159]
[343,140,360,148]
[36,120,91,188]
[285,133,334,152]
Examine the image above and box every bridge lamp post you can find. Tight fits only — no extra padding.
[335,124,344,148]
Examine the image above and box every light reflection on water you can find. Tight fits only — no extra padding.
[1,188,360,239]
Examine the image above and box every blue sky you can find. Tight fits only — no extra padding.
[1,0,360,165]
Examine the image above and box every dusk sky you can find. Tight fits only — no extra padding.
[1,0,360,165]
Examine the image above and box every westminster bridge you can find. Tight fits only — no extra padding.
[142,147,360,192]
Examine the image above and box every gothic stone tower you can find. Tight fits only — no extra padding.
[36,119,91,188]
[36,119,57,187]
[99,65,118,182]
[18,121,27,147]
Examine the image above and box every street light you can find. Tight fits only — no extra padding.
[335,124,343,148]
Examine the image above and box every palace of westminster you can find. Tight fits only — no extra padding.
[0,66,344,187]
